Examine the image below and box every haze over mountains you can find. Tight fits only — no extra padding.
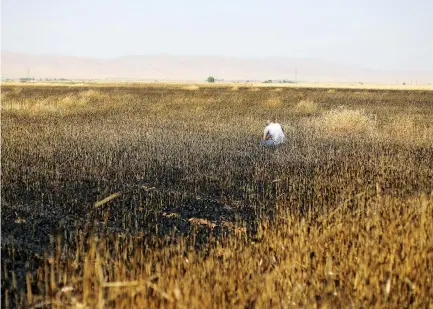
[2,51,432,84]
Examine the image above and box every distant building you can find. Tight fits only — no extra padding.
[20,77,35,82]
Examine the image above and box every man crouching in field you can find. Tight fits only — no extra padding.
[261,119,286,146]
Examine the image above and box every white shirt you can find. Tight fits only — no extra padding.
[264,123,285,145]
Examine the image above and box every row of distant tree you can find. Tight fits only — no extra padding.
[17,77,71,82]
[206,76,296,83]
[6,76,422,85]
[263,79,296,84]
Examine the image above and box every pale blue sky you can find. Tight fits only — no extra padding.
[2,0,432,70]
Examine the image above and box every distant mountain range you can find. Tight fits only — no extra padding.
[1,51,432,83]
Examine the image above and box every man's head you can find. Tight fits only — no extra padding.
[266,118,277,125]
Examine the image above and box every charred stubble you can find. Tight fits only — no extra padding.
[1,84,433,308]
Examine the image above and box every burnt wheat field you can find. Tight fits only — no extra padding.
[1,84,433,308]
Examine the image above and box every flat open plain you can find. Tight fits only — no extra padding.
[2,83,433,308]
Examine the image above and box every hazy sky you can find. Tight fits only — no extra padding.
[2,0,433,71]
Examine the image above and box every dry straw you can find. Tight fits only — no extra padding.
[311,107,376,137]
[294,99,320,115]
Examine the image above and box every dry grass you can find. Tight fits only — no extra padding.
[182,85,200,91]
[1,84,433,308]
[310,107,377,138]
[293,99,320,116]
[264,96,282,108]
[10,194,432,309]
[1,89,107,114]
[382,114,433,145]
